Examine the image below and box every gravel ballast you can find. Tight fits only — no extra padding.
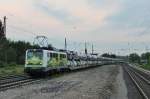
[0,65,127,99]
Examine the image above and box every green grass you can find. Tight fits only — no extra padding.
[141,64,150,70]
[0,65,24,77]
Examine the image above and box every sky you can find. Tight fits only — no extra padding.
[0,0,150,55]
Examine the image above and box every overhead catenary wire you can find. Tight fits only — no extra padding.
[2,16,95,53]
[7,25,37,36]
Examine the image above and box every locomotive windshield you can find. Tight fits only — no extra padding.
[26,50,43,65]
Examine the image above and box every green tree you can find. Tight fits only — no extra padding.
[129,53,140,63]
[102,53,110,57]
[0,39,41,66]
[101,53,116,58]
[141,52,150,64]
[6,47,17,64]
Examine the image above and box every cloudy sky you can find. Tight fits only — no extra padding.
[0,0,150,55]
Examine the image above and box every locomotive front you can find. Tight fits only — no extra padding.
[24,49,46,74]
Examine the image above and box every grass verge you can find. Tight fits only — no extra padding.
[140,64,150,70]
[0,65,24,77]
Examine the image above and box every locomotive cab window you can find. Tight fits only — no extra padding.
[27,50,43,60]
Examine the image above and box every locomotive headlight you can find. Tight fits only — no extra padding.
[39,62,42,65]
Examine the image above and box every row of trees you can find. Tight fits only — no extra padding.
[101,53,117,58]
[0,38,39,67]
[101,52,150,65]
[129,52,150,64]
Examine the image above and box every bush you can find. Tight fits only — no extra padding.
[9,62,17,67]
[0,61,7,67]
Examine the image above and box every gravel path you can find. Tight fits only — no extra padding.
[0,65,128,99]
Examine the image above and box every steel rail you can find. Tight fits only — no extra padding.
[0,78,41,91]
[124,67,149,99]
[128,67,150,85]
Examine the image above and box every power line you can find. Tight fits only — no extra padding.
[8,25,37,36]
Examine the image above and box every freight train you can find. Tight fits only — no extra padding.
[24,49,121,76]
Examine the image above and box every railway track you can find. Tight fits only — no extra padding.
[0,66,97,92]
[124,64,150,99]
[0,75,28,83]
[0,64,115,92]
[0,75,41,91]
